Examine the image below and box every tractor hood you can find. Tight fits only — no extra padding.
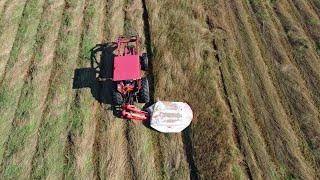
[146,101,193,133]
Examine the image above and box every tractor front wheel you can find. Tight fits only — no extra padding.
[112,90,123,105]
[138,77,150,103]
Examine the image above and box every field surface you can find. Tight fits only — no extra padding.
[0,0,319,179]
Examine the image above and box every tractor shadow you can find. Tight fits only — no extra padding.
[72,43,117,108]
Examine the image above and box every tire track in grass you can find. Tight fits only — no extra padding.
[0,0,46,172]
[92,106,102,179]
[0,0,28,87]
[212,37,252,179]
[29,0,87,179]
[246,1,320,176]
[62,0,105,178]
[227,0,314,178]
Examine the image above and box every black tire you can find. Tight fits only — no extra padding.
[112,90,123,105]
[138,77,150,103]
[140,53,148,71]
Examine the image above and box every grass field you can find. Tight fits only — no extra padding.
[0,0,319,179]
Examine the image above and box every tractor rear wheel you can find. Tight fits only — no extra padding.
[138,77,150,103]
[140,53,148,71]
[112,90,123,105]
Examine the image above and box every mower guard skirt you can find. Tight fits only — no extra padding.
[146,101,193,133]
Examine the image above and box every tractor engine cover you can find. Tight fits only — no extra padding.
[146,101,193,133]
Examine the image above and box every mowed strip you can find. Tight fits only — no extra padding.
[227,0,315,179]
[0,0,66,179]
[122,0,160,179]
[0,0,46,173]
[246,0,320,176]
[93,0,133,179]
[204,0,277,179]
[29,0,86,179]
[272,1,320,109]
[290,0,320,49]
[0,0,27,84]
[62,0,105,178]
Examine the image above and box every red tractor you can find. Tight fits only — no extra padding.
[112,36,150,120]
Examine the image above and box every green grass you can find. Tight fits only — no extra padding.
[7,0,42,68]
[316,41,320,53]
[0,0,45,169]
[306,18,320,26]
[30,0,85,178]
[232,164,246,180]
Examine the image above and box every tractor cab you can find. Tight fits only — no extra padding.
[113,36,141,81]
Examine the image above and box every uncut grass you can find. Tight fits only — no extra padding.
[0,1,66,178]
[122,0,160,179]
[0,0,46,175]
[247,0,320,176]
[29,0,86,179]
[146,0,238,178]
[0,0,27,84]
[227,0,314,179]
[204,0,278,179]
[63,0,104,178]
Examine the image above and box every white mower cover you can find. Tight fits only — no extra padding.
[147,101,193,133]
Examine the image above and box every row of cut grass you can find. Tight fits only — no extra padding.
[95,0,134,179]
[226,0,314,179]
[0,0,27,84]
[121,0,160,178]
[63,0,104,178]
[0,1,46,178]
[29,0,86,179]
[247,0,320,177]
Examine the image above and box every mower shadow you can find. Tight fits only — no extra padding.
[72,43,116,107]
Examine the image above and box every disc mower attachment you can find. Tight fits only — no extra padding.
[146,101,193,133]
